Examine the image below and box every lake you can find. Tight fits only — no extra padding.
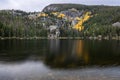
[0,39,120,80]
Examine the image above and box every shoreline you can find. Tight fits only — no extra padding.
[0,36,120,40]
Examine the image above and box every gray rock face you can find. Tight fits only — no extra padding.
[61,8,83,18]
[112,22,120,27]
[43,4,83,20]
[42,4,86,12]
[48,25,60,39]
[43,4,59,12]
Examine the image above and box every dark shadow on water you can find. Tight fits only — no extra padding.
[0,39,120,68]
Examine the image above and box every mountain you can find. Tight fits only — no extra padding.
[43,4,120,25]
[43,4,86,12]
[0,4,120,38]
[42,4,120,37]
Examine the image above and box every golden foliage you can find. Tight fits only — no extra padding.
[58,13,65,18]
[38,13,48,17]
[73,12,92,31]
[51,12,59,16]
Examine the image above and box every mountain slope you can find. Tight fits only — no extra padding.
[43,4,87,12]
[0,4,120,38]
[43,4,120,37]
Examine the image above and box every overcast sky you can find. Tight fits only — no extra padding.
[0,0,120,12]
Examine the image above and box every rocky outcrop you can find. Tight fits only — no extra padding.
[112,22,120,27]
[48,25,60,39]
[43,4,60,12]
[42,4,86,12]
[61,8,83,18]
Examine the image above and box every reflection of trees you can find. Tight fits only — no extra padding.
[0,40,47,63]
[0,40,120,68]
[85,40,120,66]
[49,39,60,53]
[45,40,120,68]
[45,40,90,68]
[73,40,89,64]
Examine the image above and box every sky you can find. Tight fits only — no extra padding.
[0,0,120,12]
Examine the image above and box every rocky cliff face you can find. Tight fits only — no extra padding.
[42,4,86,12]
[42,4,60,12]
[61,8,83,18]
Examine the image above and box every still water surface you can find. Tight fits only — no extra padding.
[0,40,120,80]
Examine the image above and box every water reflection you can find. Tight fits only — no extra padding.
[45,40,90,68]
[45,40,120,68]
[0,40,120,68]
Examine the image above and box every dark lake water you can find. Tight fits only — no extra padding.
[0,39,120,80]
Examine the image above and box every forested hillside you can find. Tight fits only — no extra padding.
[0,10,47,38]
[0,4,120,38]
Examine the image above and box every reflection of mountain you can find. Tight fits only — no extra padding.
[45,40,90,68]
[45,40,120,68]
[0,40,120,68]
[49,40,60,53]
[74,40,89,64]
